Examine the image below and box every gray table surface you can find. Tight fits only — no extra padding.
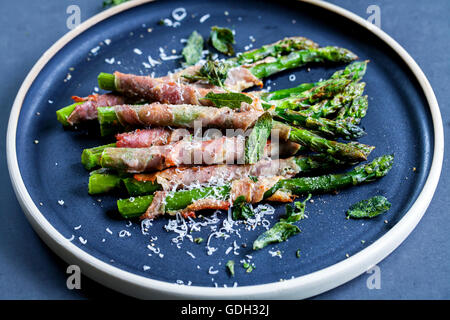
[0,0,448,299]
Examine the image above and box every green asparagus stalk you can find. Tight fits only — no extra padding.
[97,105,125,136]
[117,185,231,219]
[97,72,116,92]
[298,82,366,119]
[258,60,367,103]
[116,154,394,219]
[248,46,358,79]
[88,169,122,195]
[89,170,161,195]
[232,37,319,65]
[273,121,373,161]
[273,78,352,110]
[88,154,344,195]
[98,46,358,92]
[263,154,394,198]
[275,108,365,139]
[96,115,372,162]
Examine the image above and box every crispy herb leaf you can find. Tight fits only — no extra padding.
[253,194,311,250]
[245,112,273,164]
[232,195,254,220]
[210,26,235,56]
[253,222,300,250]
[182,31,204,66]
[201,92,253,109]
[226,260,235,277]
[347,195,391,219]
[281,194,311,223]
[182,59,234,87]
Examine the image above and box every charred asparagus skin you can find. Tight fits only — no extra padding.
[116,155,394,219]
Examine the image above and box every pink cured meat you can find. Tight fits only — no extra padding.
[114,103,262,131]
[133,157,302,191]
[101,136,247,173]
[114,71,225,105]
[140,176,286,220]
[115,128,189,148]
[67,94,125,125]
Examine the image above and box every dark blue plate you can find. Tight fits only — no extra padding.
[9,0,441,298]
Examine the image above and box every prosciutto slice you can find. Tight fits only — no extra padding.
[140,176,290,220]
[115,128,189,148]
[102,133,302,174]
[101,136,247,173]
[133,157,302,191]
[67,93,125,125]
[114,71,225,105]
[114,67,263,104]
[114,103,262,131]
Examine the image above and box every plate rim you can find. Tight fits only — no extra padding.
[6,0,444,299]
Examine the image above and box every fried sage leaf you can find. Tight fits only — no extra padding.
[183,59,234,87]
[232,195,254,220]
[281,194,312,223]
[210,26,235,56]
[182,30,204,66]
[201,92,253,109]
[253,222,300,250]
[346,195,391,219]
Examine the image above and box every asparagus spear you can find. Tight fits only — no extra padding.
[232,36,319,65]
[88,154,343,195]
[272,121,373,161]
[258,60,367,102]
[117,154,394,219]
[98,120,371,172]
[248,46,358,79]
[297,82,366,119]
[100,112,272,172]
[97,103,263,137]
[275,108,365,140]
[96,110,372,164]
[272,78,352,110]
[60,61,367,127]
[98,46,357,93]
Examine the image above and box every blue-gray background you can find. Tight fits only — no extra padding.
[0,0,448,299]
